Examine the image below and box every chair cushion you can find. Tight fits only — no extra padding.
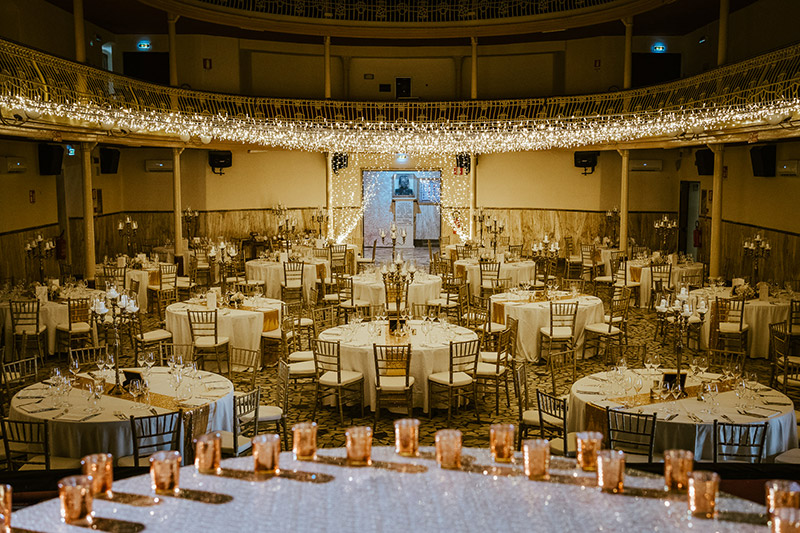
[539,326,573,339]
[719,322,750,333]
[20,456,83,471]
[603,315,624,324]
[246,280,265,286]
[242,405,283,423]
[288,350,314,362]
[549,432,579,456]
[176,279,196,288]
[297,317,314,327]
[56,322,91,333]
[14,324,47,335]
[195,336,230,348]
[377,375,416,391]
[428,371,473,387]
[476,362,506,376]
[137,329,173,343]
[584,323,622,335]
[288,360,315,376]
[428,298,458,308]
[341,300,370,309]
[261,328,287,340]
[775,448,800,464]
[319,370,363,387]
[117,455,152,468]
[481,322,507,333]
[522,409,542,427]
[480,351,499,363]
[281,280,303,288]
[594,275,613,283]
[614,281,641,288]
[219,431,253,455]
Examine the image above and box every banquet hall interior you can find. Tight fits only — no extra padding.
[1,0,800,529]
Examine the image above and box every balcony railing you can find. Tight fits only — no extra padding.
[0,37,799,153]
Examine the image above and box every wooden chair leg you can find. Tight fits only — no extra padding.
[472,383,481,422]
[311,383,320,422]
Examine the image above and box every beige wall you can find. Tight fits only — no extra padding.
[0,140,58,232]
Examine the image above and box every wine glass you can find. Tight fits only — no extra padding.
[633,375,644,400]
[68,357,80,383]
[659,381,673,414]
[104,352,115,379]
[145,351,156,372]
[129,379,142,408]
[696,355,709,379]
[95,352,106,375]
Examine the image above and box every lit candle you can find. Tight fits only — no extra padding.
[118,221,124,231]
[37,234,43,242]
[132,221,138,230]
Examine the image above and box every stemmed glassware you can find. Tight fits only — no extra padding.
[129,379,143,409]
[695,355,709,380]
[68,357,80,384]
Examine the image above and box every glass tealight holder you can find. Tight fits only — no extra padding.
[688,471,720,519]
[194,432,222,474]
[292,422,317,461]
[664,449,694,493]
[576,431,603,472]
[58,475,94,526]
[81,453,113,496]
[345,426,373,466]
[150,450,181,495]
[0,484,11,531]
[394,418,420,457]
[772,508,800,533]
[253,434,281,475]
[435,429,462,470]
[522,439,550,481]
[766,480,800,517]
[596,450,625,493]
[490,424,515,463]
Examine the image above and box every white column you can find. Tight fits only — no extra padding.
[324,36,332,99]
[168,13,180,86]
[81,143,96,284]
[709,144,725,277]
[173,148,184,258]
[73,0,86,62]
[622,17,633,90]
[717,0,729,66]
[618,149,630,255]
[326,152,333,238]
[470,154,477,241]
[470,37,478,99]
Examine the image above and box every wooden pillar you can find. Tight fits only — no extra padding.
[81,143,96,284]
[168,13,180,86]
[173,148,184,258]
[709,144,725,278]
[717,0,729,66]
[73,0,86,62]
[622,17,633,90]
[618,149,630,255]
[470,37,478,99]
[324,36,332,99]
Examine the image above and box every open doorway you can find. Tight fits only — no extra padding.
[362,169,441,267]
[678,180,701,260]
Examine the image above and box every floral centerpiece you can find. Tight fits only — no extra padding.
[734,282,756,300]
[47,279,61,300]
[228,291,245,307]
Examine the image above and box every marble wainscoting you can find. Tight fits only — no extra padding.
[0,223,62,283]
[718,220,800,283]
[202,208,320,242]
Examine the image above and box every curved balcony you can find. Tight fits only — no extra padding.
[0,37,799,153]
[138,0,670,38]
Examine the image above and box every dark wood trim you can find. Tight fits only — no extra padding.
[722,218,800,239]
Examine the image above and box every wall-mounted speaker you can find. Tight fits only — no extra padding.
[99,147,120,174]
[332,152,348,174]
[694,149,714,176]
[750,145,776,177]
[574,151,599,174]
[208,150,232,175]
[37,143,64,175]
[456,153,471,173]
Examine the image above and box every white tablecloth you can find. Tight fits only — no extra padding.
[166,299,283,351]
[318,321,478,411]
[9,368,234,459]
[689,287,792,358]
[454,260,537,297]
[568,370,797,461]
[352,273,442,307]
[628,261,704,308]
[490,292,605,362]
[10,446,766,533]
[245,259,320,301]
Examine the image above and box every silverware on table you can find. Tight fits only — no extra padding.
[80,412,101,422]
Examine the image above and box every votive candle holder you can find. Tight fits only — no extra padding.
[0,484,11,531]
[292,422,317,461]
[664,449,694,493]
[58,475,94,526]
[394,418,420,457]
[435,429,462,470]
[772,508,800,533]
[688,471,720,519]
[576,431,603,472]
[253,434,281,475]
[346,426,373,466]
[766,480,800,517]
[194,432,222,474]
[596,450,625,493]
[522,439,550,481]
[81,453,113,496]
[490,424,515,463]
[150,450,181,495]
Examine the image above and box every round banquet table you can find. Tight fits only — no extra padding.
[352,272,442,307]
[245,259,321,301]
[688,287,792,358]
[490,291,605,362]
[626,260,705,308]
[166,298,283,352]
[568,369,797,461]
[453,259,537,297]
[317,321,478,412]
[10,446,767,533]
[9,368,234,459]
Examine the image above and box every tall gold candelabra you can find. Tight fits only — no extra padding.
[25,234,54,283]
[743,234,771,283]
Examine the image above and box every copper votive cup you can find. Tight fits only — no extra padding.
[346,426,373,466]
[194,432,222,474]
[394,418,420,457]
[576,431,603,472]
[0,484,11,531]
[435,429,462,470]
[522,439,550,481]
[688,471,720,519]
[766,480,800,517]
[490,424,515,463]
[596,450,625,493]
[81,453,114,496]
[253,434,281,475]
[58,475,94,526]
[292,422,317,461]
[150,450,181,495]
[772,508,800,533]
[664,449,694,493]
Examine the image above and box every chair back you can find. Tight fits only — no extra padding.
[604,293,629,334]
[712,420,767,463]
[681,269,705,291]
[187,309,220,345]
[159,263,177,290]
[717,296,745,331]
[790,300,800,334]
[279,316,300,361]
[706,348,746,374]
[536,390,570,454]
[232,388,260,454]
[283,260,305,287]
[10,300,41,337]
[562,278,585,294]
[547,348,576,396]
[313,338,342,377]
[448,339,479,382]
[130,411,182,466]
[67,297,90,327]
[606,408,657,461]
[69,346,107,369]
[580,244,596,267]
[182,405,210,465]
[313,306,340,334]
[104,265,127,289]
[336,275,357,306]
[313,248,329,259]
[606,344,645,368]
[650,263,672,294]
[512,363,529,426]
[373,344,413,389]
[277,360,290,419]
[549,301,578,334]
[2,418,51,470]
[229,347,260,388]
[329,245,348,275]
[479,262,501,286]
[383,277,409,312]
[160,343,195,367]
[3,357,38,397]
[59,262,74,284]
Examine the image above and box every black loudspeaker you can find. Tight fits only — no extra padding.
[99,147,120,174]
[750,145,776,177]
[38,144,64,175]
[332,152,348,173]
[208,150,232,175]
[694,149,714,176]
[574,151,599,174]
[396,77,411,98]
[456,153,471,173]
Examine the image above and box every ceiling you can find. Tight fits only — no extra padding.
[44,0,759,46]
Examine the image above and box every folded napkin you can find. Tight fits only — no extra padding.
[577,390,604,395]
[56,411,88,422]
[17,394,45,400]
[206,386,229,391]
[739,410,769,419]
[17,404,58,414]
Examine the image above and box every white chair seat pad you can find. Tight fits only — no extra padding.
[594,275,613,283]
[137,329,173,343]
[288,360,315,375]
[242,405,282,423]
[719,322,750,333]
[377,375,415,391]
[341,300,370,309]
[584,323,622,335]
[288,350,314,362]
[319,370,363,387]
[195,336,230,348]
[20,456,83,471]
[775,448,800,464]
[14,324,47,335]
[481,322,507,333]
[56,322,91,333]
[603,315,624,324]
[219,431,252,455]
[549,432,579,456]
[475,362,506,376]
[539,326,573,339]
[428,371,473,387]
